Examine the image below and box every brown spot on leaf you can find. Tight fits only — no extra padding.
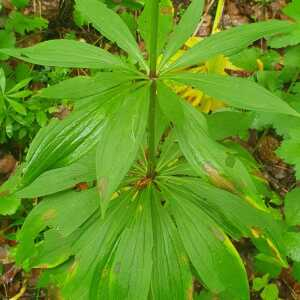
[75,182,89,191]
[97,177,109,199]
[212,227,225,242]
[203,163,236,193]
[160,6,173,15]
[43,209,57,221]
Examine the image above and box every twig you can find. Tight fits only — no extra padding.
[9,280,27,300]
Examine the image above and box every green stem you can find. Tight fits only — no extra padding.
[148,80,157,177]
[147,0,160,177]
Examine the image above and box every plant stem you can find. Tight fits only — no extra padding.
[148,80,157,177]
[147,0,160,177]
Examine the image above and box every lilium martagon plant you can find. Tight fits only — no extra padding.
[0,0,299,299]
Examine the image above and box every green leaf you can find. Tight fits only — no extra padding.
[285,45,300,67]
[284,232,300,261]
[0,194,21,215]
[39,72,133,100]
[138,0,174,57]
[76,0,147,70]
[0,68,5,93]
[35,111,48,127]
[16,188,99,265]
[276,130,300,179]
[168,73,299,116]
[0,30,16,61]
[0,167,22,215]
[7,98,27,115]
[17,151,96,198]
[62,191,136,299]
[159,0,205,69]
[21,99,111,186]
[151,189,192,300]
[31,229,78,269]
[283,0,300,22]
[229,48,261,72]
[252,274,269,292]
[94,188,153,300]
[268,25,300,48]
[7,77,32,94]
[8,90,32,98]
[292,262,300,281]
[157,82,265,210]
[96,85,149,215]
[11,0,30,9]
[164,185,249,299]
[164,20,295,72]
[164,177,287,267]
[207,111,254,140]
[0,40,131,70]
[284,188,300,226]
[5,12,48,35]
[261,284,279,300]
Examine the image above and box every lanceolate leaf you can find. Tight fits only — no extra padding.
[138,0,174,57]
[0,167,23,215]
[96,85,150,214]
[22,100,112,186]
[17,151,96,198]
[163,185,249,299]
[167,177,287,266]
[62,192,137,299]
[94,188,153,300]
[168,73,299,116]
[76,0,147,70]
[163,20,295,72]
[0,40,130,70]
[151,189,193,300]
[39,72,134,100]
[16,188,99,266]
[157,82,264,209]
[159,0,205,69]
[0,68,6,93]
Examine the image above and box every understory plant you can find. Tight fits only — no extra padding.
[1,0,300,299]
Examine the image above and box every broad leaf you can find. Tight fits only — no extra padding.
[163,185,249,299]
[157,82,265,209]
[159,0,205,69]
[167,177,287,266]
[39,72,134,100]
[22,99,112,186]
[76,0,147,70]
[94,188,153,300]
[0,194,21,216]
[151,189,192,300]
[0,167,23,215]
[284,188,300,226]
[277,129,300,179]
[16,188,99,265]
[62,192,137,299]
[17,151,96,198]
[163,20,295,71]
[138,0,174,57]
[96,85,149,214]
[31,229,78,269]
[284,232,300,262]
[167,73,299,116]
[0,40,131,70]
